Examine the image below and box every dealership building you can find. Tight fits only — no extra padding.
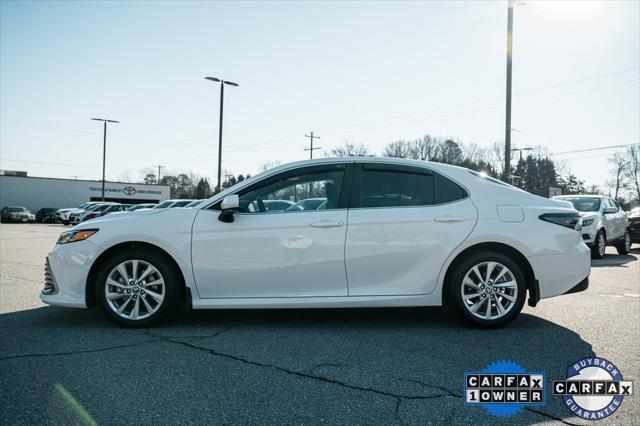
[0,171,170,212]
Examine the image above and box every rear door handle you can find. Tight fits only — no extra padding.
[434,216,465,223]
[310,220,344,228]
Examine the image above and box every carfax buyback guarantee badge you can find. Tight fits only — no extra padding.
[553,357,634,420]
[464,360,545,417]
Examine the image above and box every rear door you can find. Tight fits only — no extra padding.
[345,163,477,296]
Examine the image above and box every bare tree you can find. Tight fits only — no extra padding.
[259,160,282,172]
[608,153,628,200]
[118,171,134,183]
[488,141,505,177]
[383,140,412,158]
[624,145,640,202]
[410,135,439,160]
[326,141,370,157]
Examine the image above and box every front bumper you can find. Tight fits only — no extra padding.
[39,239,101,309]
[629,220,640,243]
[580,224,597,245]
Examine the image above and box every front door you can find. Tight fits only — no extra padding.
[191,164,351,298]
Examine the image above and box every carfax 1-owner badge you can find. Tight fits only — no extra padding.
[464,360,545,417]
[553,357,633,420]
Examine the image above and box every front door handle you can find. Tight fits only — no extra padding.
[434,216,465,223]
[310,220,344,228]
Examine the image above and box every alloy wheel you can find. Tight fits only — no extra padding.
[105,259,165,320]
[460,261,518,320]
[598,233,606,257]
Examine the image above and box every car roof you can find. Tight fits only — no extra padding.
[555,195,605,199]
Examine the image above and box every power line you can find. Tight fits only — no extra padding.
[551,143,640,156]
[304,132,321,159]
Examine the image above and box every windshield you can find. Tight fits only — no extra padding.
[185,200,203,208]
[559,197,601,212]
[9,207,27,212]
[172,200,192,207]
[154,201,174,209]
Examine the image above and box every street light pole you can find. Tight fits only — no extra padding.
[205,76,239,193]
[91,118,119,201]
[503,0,515,182]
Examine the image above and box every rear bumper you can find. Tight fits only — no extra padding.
[563,276,589,295]
[527,241,591,299]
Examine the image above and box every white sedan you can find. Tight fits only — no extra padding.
[41,158,590,328]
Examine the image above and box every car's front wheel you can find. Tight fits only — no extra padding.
[591,230,606,259]
[446,251,526,328]
[615,230,631,255]
[96,249,178,327]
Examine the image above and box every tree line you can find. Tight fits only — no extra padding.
[324,135,591,198]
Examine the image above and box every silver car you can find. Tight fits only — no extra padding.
[553,195,630,258]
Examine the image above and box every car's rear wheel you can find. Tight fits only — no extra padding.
[446,251,526,328]
[591,230,606,259]
[96,249,178,327]
[615,231,631,255]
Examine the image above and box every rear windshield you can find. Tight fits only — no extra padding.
[9,207,27,212]
[558,197,601,212]
[467,170,516,188]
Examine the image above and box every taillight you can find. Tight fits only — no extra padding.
[539,213,582,231]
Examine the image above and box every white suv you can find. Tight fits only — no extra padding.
[554,195,631,258]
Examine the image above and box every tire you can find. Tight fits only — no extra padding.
[591,230,606,259]
[615,231,631,255]
[446,251,527,328]
[96,248,179,327]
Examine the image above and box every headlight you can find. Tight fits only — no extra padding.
[57,229,98,245]
[582,218,594,226]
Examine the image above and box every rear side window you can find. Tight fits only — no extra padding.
[357,166,467,208]
[360,170,434,207]
[435,173,467,204]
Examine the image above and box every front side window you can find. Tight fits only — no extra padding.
[237,168,345,214]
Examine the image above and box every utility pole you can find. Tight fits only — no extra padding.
[205,76,239,192]
[304,132,321,159]
[91,118,119,201]
[224,174,234,188]
[511,147,533,161]
[503,0,515,183]
[153,165,164,185]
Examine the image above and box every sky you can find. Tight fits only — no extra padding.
[1,0,639,190]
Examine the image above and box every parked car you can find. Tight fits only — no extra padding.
[42,158,591,328]
[261,199,295,212]
[184,199,205,208]
[553,195,630,258]
[628,207,640,244]
[83,204,128,221]
[56,202,103,225]
[1,206,35,223]
[36,208,59,223]
[127,203,156,211]
[152,199,194,209]
[69,203,118,225]
[286,197,327,211]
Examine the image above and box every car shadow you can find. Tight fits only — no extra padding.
[592,250,638,268]
[1,305,593,424]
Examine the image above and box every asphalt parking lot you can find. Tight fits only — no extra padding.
[1,224,638,425]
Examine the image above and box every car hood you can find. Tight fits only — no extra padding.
[579,212,599,220]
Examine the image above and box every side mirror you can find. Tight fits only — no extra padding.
[605,206,618,214]
[218,195,240,223]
